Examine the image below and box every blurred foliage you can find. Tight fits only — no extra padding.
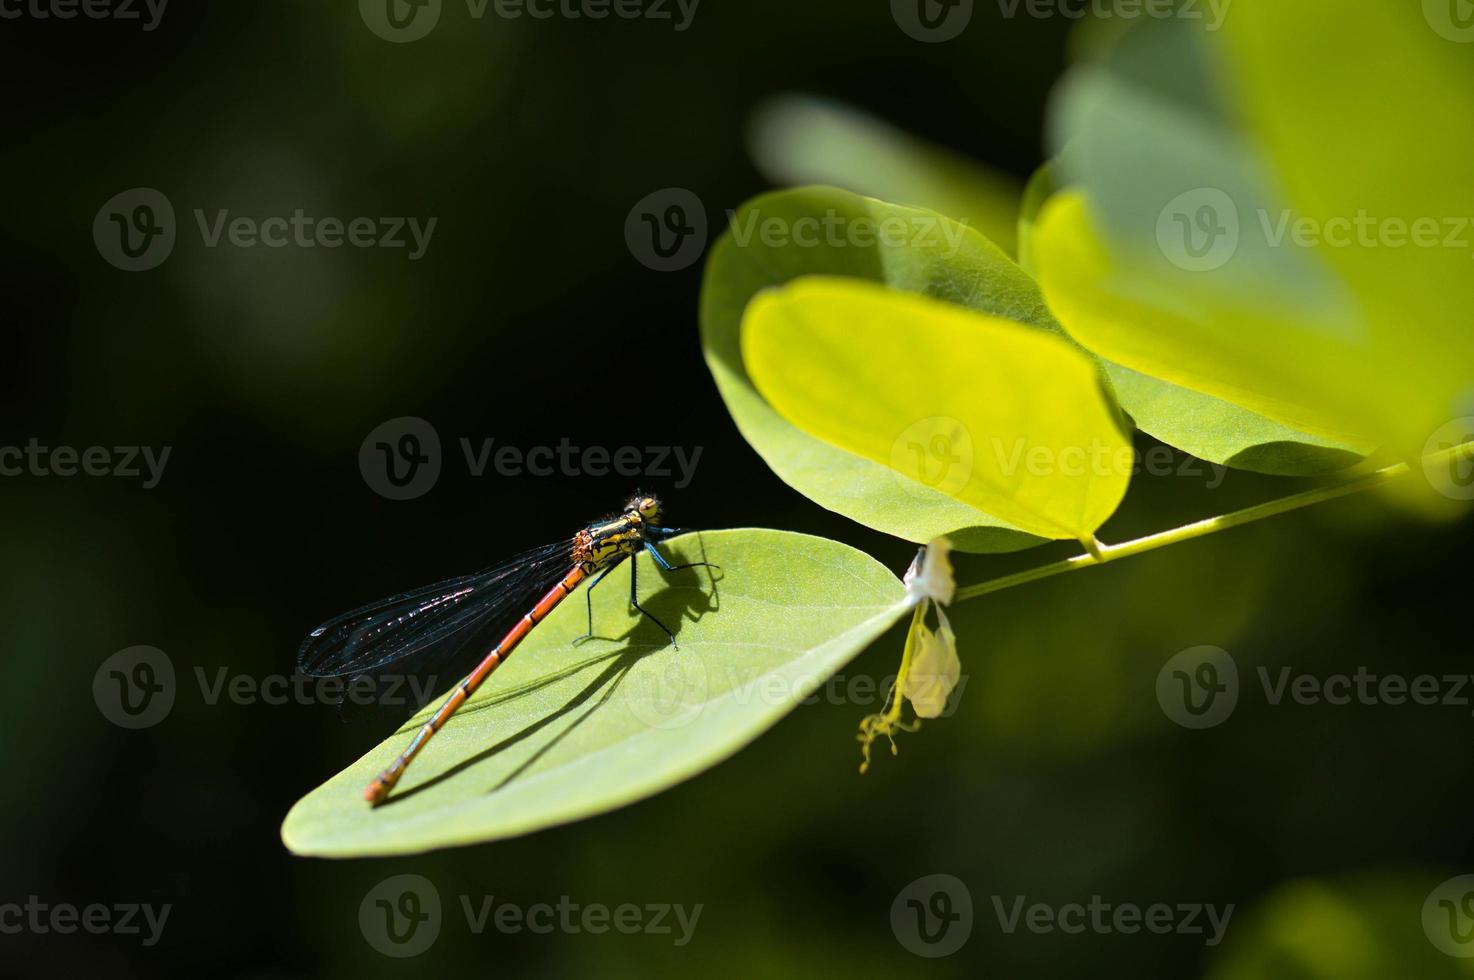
[1039,4,1474,456]
[748,94,1023,255]
[1205,873,1474,979]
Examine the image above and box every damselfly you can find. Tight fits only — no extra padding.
[297,494,713,805]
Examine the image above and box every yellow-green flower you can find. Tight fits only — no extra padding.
[858,538,960,772]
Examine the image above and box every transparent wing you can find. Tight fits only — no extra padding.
[296,541,572,680]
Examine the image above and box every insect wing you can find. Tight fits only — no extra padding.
[296,541,570,680]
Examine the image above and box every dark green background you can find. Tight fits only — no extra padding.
[3,1,1471,977]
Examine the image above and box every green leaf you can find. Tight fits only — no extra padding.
[1105,361,1365,476]
[748,94,1021,255]
[281,529,908,857]
[701,186,1063,552]
[1218,0,1474,452]
[742,277,1132,543]
[1032,180,1369,472]
[1016,160,1060,278]
[1043,9,1474,457]
[1039,19,1375,471]
[1034,190,1377,450]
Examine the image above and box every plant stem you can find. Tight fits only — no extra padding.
[954,442,1474,604]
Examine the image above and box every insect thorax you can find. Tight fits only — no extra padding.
[572,517,644,572]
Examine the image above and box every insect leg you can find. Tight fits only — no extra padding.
[630,551,679,649]
[574,563,618,643]
[644,540,719,574]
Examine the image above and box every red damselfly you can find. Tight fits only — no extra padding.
[297,494,713,805]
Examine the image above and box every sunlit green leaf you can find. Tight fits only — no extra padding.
[701,186,1061,552]
[1040,19,1376,470]
[1043,8,1474,456]
[1016,160,1060,278]
[1105,361,1366,475]
[1032,183,1369,472]
[1219,0,1474,452]
[742,277,1132,542]
[1034,190,1377,448]
[281,529,908,857]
